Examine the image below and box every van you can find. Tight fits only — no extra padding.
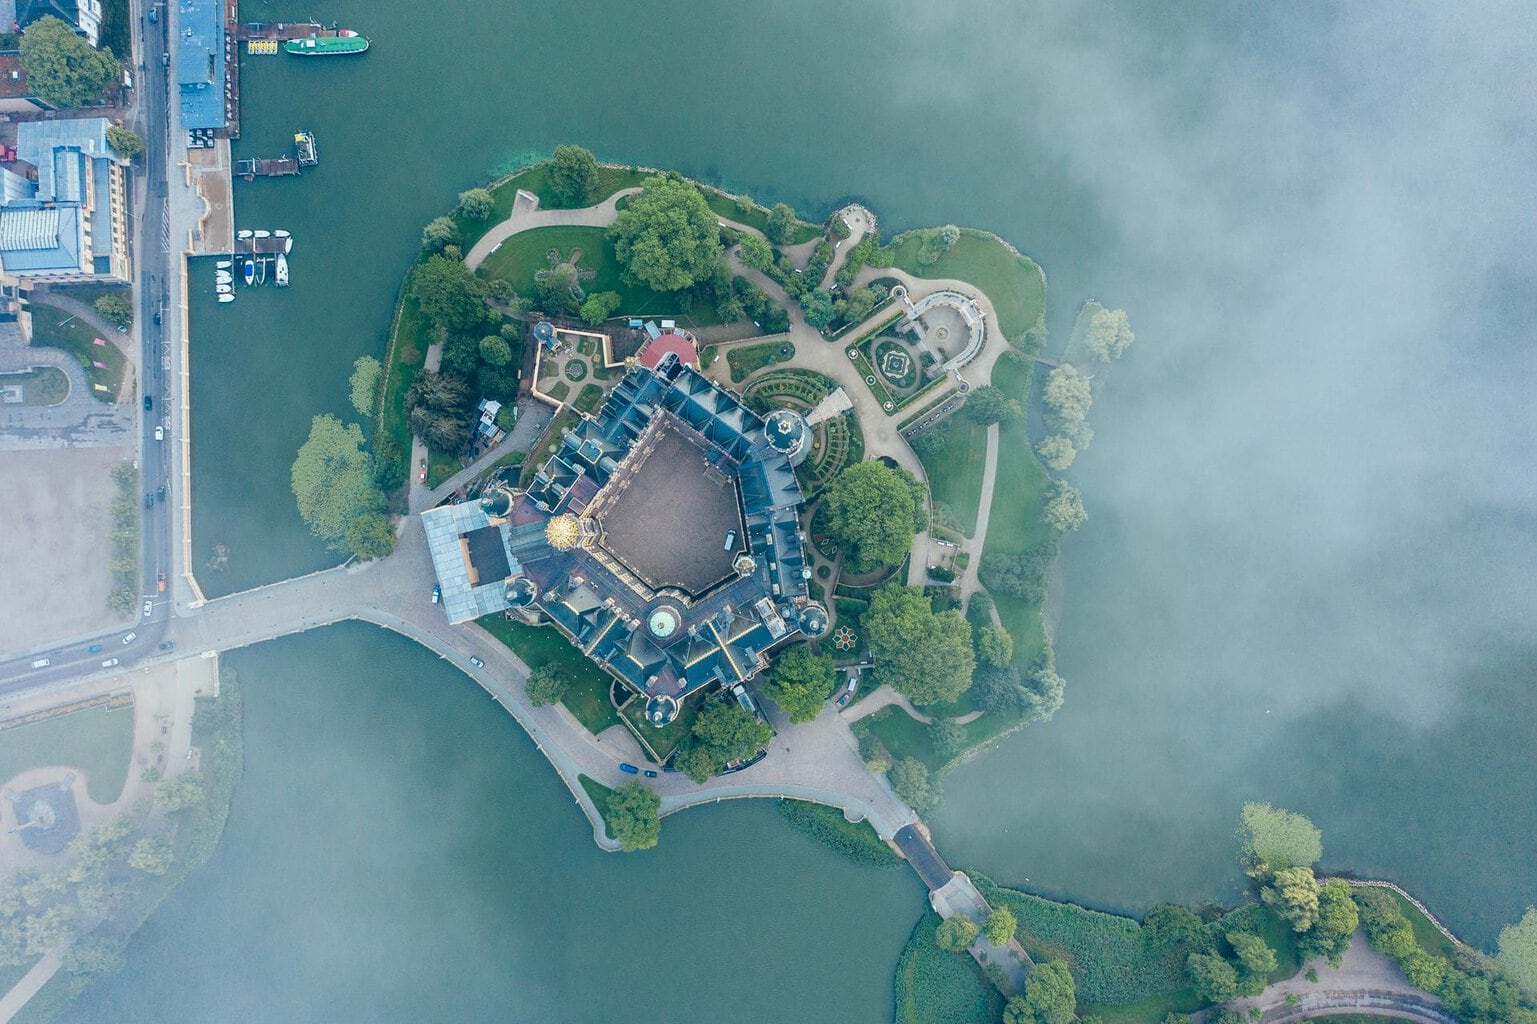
[154,426,164,441]
[31,658,50,669]
[723,529,736,550]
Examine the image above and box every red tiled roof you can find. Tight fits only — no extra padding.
[638,332,698,370]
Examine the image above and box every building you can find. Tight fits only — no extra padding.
[0,53,52,114]
[423,354,827,726]
[175,0,226,134]
[0,118,128,284]
[4,0,103,48]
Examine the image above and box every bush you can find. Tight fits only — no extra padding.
[937,916,980,952]
[456,187,494,220]
[94,294,132,328]
[777,800,900,867]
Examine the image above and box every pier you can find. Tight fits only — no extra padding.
[234,156,298,179]
[233,236,289,255]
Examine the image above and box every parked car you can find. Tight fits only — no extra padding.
[157,485,166,501]
[418,462,427,484]
[87,644,102,654]
[468,656,484,669]
[643,770,658,779]
[619,763,639,775]
[158,640,176,651]
[143,395,153,411]
[30,658,50,669]
[431,585,441,604]
[154,426,164,441]
[122,632,137,644]
[100,658,119,668]
[143,599,154,617]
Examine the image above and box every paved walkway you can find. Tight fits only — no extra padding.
[927,866,1034,996]
[0,344,134,450]
[958,424,1001,601]
[464,188,641,270]
[0,951,61,1024]
[842,683,933,725]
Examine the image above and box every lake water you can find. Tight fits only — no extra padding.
[169,0,1534,1006]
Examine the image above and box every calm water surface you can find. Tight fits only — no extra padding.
[178,0,1535,987]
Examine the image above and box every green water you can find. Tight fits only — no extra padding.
[68,624,923,1021]
[178,0,1536,996]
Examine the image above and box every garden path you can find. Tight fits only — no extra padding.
[463,188,642,271]
[842,683,933,725]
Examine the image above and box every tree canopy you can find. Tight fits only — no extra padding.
[349,355,382,416]
[764,203,798,244]
[888,756,939,812]
[866,584,975,706]
[1262,865,1321,932]
[1080,306,1135,362]
[985,906,1018,946]
[421,216,461,254]
[1240,802,1322,877]
[291,415,387,553]
[1227,931,1277,995]
[737,233,775,270]
[1043,364,1093,424]
[1186,950,1240,1004]
[608,782,661,852]
[456,187,494,221]
[1043,481,1087,532]
[821,461,927,571]
[678,700,772,781]
[763,645,837,723]
[1301,878,1358,963]
[550,144,599,206]
[20,16,119,109]
[1011,960,1077,1024]
[935,915,979,952]
[1035,435,1077,471]
[105,124,143,159]
[965,384,1024,425]
[414,255,491,332]
[526,667,570,707]
[609,175,721,291]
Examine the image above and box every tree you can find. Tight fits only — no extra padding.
[421,216,461,254]
[349,355,382,416]
[1043,480,1087,532]
[799,288,835,331]
[737,234,774,271]
[1239,803,1322,878]
[821,461,926,571]
[92,293,132,330]
[1035,435,1077,471]
[916,225,961,269]
[525,667,569,707]
[889,757,939,812]
[154,772,205,812]
[62,935,125,976]
[1082,307,1135,362]
[763,645,837,723]
[1187,951,1240,1004]
[19,16,119,108]
[128,835,174,875]
[578,290,622,325]
[974,623,1014,668]
[835,286,878,325]
[764,203,797,245]
[1402,950,1449,992]
[550,144,599,206]
[609,174,721,291]
[1015,960,1077,1024]
[346,512,396,560]
[1498,907,1537,995]
[456,187,494,221]
[1227,932,1277,995]
[407,370,475,454]
[691,700,772,766]
[414,255,490,332]
[677,745,719,784]
[607,781,661,852]
[23,905,76,958]
[1301,878,1358,963]
[866,584,975,706]
[985,906,1018,946]
[1144,904,1208,949]
[978,540,1057,601]
[291,415,386,549]
[1043,364,1093,423]
[479,334,513,367]
[105,123,144,159]
[1262,866,1321,933]
[965,384,1023,425]
[935,915,979,952]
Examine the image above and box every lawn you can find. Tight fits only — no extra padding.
[894,911,1004,1024]
[378,273,432,485]
[28,302,128,402]
[0,705,135,804]
[919,415,988,537]
[618,690,701,762]
[726,339,794,383]
[456,162,653,252]
[476,224,726,326]
[427,447,459,488]
[578,775,618,841]
[858,701,1024,775]
[55,282,133,318]
[703,191,821,244]
[477,615,621,734]
[571,382,604,415]
[980,356,1052,672]
[882,229,1046,340]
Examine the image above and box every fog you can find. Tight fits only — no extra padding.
[927,1,1537,943]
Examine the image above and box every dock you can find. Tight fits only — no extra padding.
[235,21,355,43]
[234,156,299,179]
[234,236,289,256]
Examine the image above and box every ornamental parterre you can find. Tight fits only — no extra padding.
[423,351,828,726]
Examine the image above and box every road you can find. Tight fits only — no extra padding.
[0,0,175,700]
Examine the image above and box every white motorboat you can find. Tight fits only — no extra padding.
[253,229,272,239]
[215,284,233,294]
[275,229,293,254]
[274,229,291,239]
[283,235,293,253]
[215,271,233,284]
[275,253,289,287]
[216,260,232,270]
[256,258,266,285]
[217,293,234,303]
[237,229,253,240]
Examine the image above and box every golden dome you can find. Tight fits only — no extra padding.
[545,514,581,550]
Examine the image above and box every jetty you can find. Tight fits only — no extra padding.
[233,236,289,256]
[234,156,298,179]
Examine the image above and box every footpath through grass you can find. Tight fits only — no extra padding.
[477,614,620,734]
[456,162,652,252]
[28,302,128,402]
[0,706,134,804]
[882,229,1046,340]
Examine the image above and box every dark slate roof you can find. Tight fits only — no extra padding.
[464,525,511,585]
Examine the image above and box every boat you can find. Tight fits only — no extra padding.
[283,34,369,56]
[215,284,232,294]
[216,259,232,270]
[256,258,267,285]
[215,272,232,285]
[253,229,271,239]
[243,257,256,286]
[274,229,291,239]
[275,253,289,287]
[275,229,293,254]
[293,131,317,167]
[237,229,252,240]
[218,293,234,304]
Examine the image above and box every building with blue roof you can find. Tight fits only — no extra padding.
[176,0,226,132]
[422,353,827,728]
[0,118,127,284]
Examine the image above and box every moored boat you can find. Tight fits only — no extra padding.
[218,293,234,304]
[237,229,252,240]
[216,259,232,270]
[216,284,232,294]
[243,257,256,286]
[256,258,267,285]
[215,272,232,284]
[275,229,294,254]
[283,34,369,56]
[275,253,289,287]
[253,229,272,239]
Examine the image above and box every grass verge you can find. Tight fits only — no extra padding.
[28,302,127,402]
[777,799,900,866]
[477,615,621,734]
[881,229,1045,340]
[726,339,794,383]
[0,705,134,804]
[578,774,618,840]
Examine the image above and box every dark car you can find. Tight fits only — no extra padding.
[157,485,166,501]
[144,395,152,411]
[87,644,102,653]
[643,770,658,779]
[619,763,639,775]
[158,640,176,651]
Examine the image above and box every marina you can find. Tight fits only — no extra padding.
[214,232,295,304]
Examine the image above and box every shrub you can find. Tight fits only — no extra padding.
[777,800,900,867]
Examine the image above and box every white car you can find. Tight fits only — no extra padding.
[154,426,164,441]
[122,632,137,645]
[100,658,119,668]
[143,599,154,617]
